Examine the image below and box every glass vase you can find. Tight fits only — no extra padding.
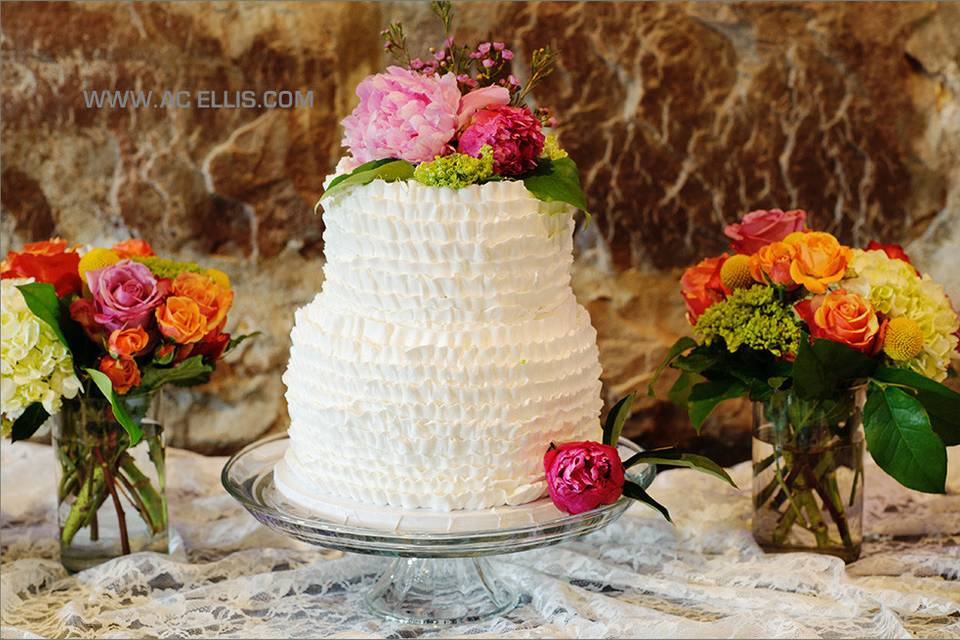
[751,385,865,562]
[53,390,168,572]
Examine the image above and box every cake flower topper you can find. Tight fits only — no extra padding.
[319,1,588,219]
[544,393,737,518]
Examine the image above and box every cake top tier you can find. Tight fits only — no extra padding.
[318,1,589,219]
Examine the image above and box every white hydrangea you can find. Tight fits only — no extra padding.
[1,278,81,431]
[845,250,959,381]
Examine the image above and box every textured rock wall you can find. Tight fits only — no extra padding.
[2,2,958,460]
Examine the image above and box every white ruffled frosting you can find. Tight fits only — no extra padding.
[281,179,603,514]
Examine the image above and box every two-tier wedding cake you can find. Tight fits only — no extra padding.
[276,9,605,530]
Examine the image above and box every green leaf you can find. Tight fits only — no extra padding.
[602,392,635,447]
[872,367,960,446]
[324,158,395,192]
[667,370,702,406]
[85,368,142,445]
[622,448,737,488]
[11,403,50,442]
[863,384,946,493]
[319,159,415,202]
[647,336,698,397]
[140,355,214,391]
[622,479,672,523]
[522,157,590,215]
[16,283,68,348]
[793,337,876,399]
[687,378,749,431]
[226,331,261,354]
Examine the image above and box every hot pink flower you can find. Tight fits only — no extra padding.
[457,86,510,128]
[341,67,461,163]
[544,441,625,515]
[459,105,544,176]
[723,209,807,254]
[86,260,169,331]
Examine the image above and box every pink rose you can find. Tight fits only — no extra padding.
[723,209,807,254]
[341,67,461,163]
[457,85,510,128]
[544,441,625,515]
[86,260,170,331]
[459,105,544,176]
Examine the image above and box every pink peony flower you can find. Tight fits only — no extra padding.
[723,209,807,254]
[544,441,625,515]
[459,105,544,176]
[340,67,461,163]
[457,86,510,128]
[86,260,170,331]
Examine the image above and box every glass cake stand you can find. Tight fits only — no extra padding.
[222,434,655,625]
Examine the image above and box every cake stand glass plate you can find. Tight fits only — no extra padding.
[222,434,655,626]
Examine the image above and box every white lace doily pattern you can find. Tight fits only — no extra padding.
[2,441,957,638]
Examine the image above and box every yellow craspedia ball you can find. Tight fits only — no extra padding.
[720,254,754,291]
[78,248,121,281]
[883,316,924,361]
[206,268,231,290]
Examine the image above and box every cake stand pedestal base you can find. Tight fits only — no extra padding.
[222,435,654,625]
[365,557,519,625]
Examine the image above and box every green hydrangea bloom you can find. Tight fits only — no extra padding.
[132,256,206,280]
[541,133,568,160]
[695,286,802,356]
[413,146,494,188]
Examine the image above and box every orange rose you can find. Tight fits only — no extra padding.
[787,232,851,294]
[171,272,233,332]
[23,238,69,255]
[155,296,208,344]
[112,239,155,258]
[680,254,728,324]
[797,290,880,353]
[99,355,141,395]
[108,327,151,358]
[749,241,797,286]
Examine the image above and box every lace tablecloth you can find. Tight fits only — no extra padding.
[1,441,958,639]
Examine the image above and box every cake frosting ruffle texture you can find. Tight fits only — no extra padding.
[281,179,603,512]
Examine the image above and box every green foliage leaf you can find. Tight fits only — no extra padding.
[522,157,589,214]
[226,331,261,354]
[603,392,635,447]
[647,336,698,397]
[864,384,946,493]
[622,448,737,488]
[85,368,142,445]
[622,479,672,523]
[16,282,68,348]
[793,337,876,399]
[140,355,214,391]
[319,159,415,203]
[667,370,702,406]
[687,378,749,431]
[872,367,960,446]
[10,403,50,442]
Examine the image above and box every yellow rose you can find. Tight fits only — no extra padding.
[787,232,851,294]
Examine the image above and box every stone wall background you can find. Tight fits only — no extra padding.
[2,2,958,462]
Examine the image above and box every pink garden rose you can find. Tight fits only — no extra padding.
[458,104,544,176]
[86,260,170,331]
[341,67,461,163]
[544,441,625,515]
[723,209,807,254]
[457,85,510,128]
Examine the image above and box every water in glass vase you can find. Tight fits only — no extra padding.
[53,391,168,572]
[752,385,865,563]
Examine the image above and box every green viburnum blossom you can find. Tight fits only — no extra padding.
[540,133,568,160]
[413,146,494,188]
[131,256,206,280]
[694,285,803,356]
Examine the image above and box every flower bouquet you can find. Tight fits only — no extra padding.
[1,238,253,569]
[652,209,960,560]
